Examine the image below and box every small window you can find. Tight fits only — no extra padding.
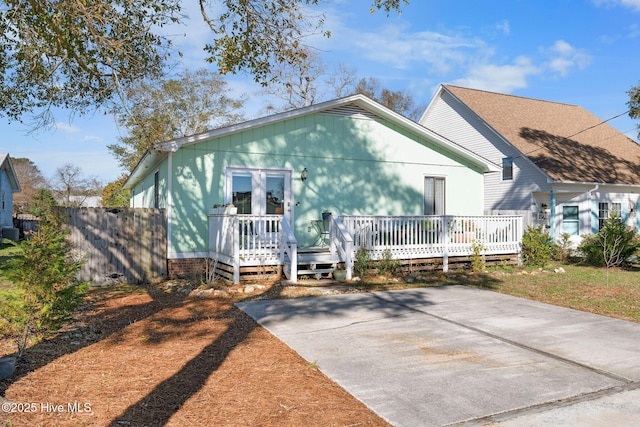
[1,191,4,211]
[424,177,445,215]
[598,202,609,230]
[502,157,513,181]
[154,171,160,209]
[562,206,579,236]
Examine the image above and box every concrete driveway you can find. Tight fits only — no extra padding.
[236,286,640,426]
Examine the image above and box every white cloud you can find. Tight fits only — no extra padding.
[54,122,106,145]
[544,40,592,76]
[621,0,640,10]
[322,18,491,75]
[55,122,81,133]
[452,56,541,93]
[55,122,105,144]
[628,23,640,38]
[305,6,590,97]
[361,29,485,72]
[593,0,640,11]
[495,20,510,35]
[83,135,104,144]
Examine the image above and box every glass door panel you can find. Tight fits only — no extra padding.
[232,174,252,214]
[226,168,292,224]
[266,175,285,215]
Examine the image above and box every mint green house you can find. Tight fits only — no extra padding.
[124,95,520,282]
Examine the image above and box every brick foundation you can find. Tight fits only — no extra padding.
[167,258,208,280]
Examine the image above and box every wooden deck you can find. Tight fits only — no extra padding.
[209,212,523,283]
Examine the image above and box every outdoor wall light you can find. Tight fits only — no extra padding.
[301,167,308,183]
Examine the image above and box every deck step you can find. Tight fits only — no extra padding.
[294,253,339,264]
[284,259,339,280]
[297,267,335,280]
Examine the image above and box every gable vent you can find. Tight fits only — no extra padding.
[321,104,383,121]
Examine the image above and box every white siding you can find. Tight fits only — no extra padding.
[421,90,550,213]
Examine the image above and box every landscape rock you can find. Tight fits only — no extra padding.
[0,356,16,380]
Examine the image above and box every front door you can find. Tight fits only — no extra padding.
[225,167,293,225]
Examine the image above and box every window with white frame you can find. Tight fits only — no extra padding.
[226,167,292,220]
[598,202,608,230]
[424,177,445,215]
[562,206,579,236]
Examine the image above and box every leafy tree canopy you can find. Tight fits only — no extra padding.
[11,157,47,215]
[0,0,182,127]
[108,68,246,172]
[102,175,131,208]
[200,1,408,85]
[0,1,407,125]
[628,83,640,139]
[355,77,425,121]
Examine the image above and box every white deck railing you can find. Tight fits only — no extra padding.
[328,216,354,280]
[339,215,522,273]
[210,211,522,282]
[209,210,297,283]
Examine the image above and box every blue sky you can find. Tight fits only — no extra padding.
[4,0,640,184]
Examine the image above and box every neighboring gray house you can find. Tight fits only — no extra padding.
[421,84,640,243]
[0,153,21,240]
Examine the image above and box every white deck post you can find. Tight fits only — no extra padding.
[233,216,240,284]
[442,216,450,272]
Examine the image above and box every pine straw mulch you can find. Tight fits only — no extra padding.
[0,280,392,427]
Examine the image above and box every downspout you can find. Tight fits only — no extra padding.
[550,190,556,240]
[588,184,599,233]
[167,152,173,259]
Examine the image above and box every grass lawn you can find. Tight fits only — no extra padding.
[481,263,640,322]
[0,239,21,296]
[292,260,640,322]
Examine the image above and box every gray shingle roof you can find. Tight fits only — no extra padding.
[444,85,640,185]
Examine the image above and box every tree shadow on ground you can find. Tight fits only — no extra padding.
[107,303,258,426]
[106,276,487,425]
[2,274,505,426]
[0,283,188,399]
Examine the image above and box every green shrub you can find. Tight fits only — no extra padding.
[470,241,486,273]
[353,247,372,277]
[377,249,401,275]
[521,226,557,268]
[556,232,574,263]
[0,190,87,357]
[577,214,640,267]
